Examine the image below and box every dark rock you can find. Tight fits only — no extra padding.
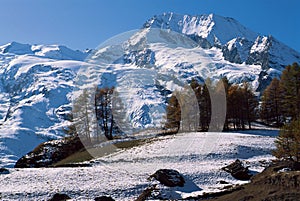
[256,70,273,93]
[218,180,229,184]
[48,193,71,201]
[246,36,271,70]
[15,136,85,168]
[222,44,242,64]
[94,196,115,201]
[188,35,212,49]
[222,159,252,180]
[0,167,9,174]
[149,169,185,187]
[222,37,253,64]
[124,49,156,67]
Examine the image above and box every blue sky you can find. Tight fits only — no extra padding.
[0,0,299,52]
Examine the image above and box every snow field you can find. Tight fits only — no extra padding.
[0,129,277,200]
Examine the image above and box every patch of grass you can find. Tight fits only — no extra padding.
[114,138,147,149]
[52,138,148,166]
[52,131,170,167]
[52,148,93,167]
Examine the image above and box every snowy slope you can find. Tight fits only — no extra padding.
[0,128,278,200]
[0,13,300,168]
[0,43,90,167]
[80,28,261,136]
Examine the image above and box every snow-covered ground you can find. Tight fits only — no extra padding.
[0,128,278,200]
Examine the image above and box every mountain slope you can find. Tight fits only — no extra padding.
[0,43,90,167]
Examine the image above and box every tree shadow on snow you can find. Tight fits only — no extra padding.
[228,129,279,137]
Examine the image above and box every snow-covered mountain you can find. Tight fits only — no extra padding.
[144,13,300,91]
[0,13,300,167]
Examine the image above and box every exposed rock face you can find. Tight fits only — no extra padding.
[188,35,212,49]
[14,136,85,168]
[124,49,156,67]
[222,37,253,64]
[246,36,271,70]
[222,44,242,64]
[149,169,185,187]
[256,70,275,92]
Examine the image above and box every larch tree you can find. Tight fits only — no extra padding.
[240,82,259,129]
[199,80,212,131]
[73,89,95,144]
[260,77,282,126]
[165,94,181,132]
[279,62,300,121]
[227,83,258,130]
[95,87,115,140]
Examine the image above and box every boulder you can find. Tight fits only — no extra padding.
[94,196,115,201]
[0,167,9,174]
[222,159,252,180]
[149,169,185,187]
[48,193,71,201]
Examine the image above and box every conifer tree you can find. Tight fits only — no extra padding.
[279,62,300,121]
[260,77,282,126]
[227,85,242,129]
[199,80,212,131]
[274,119,300,162]
[241,82,259,129]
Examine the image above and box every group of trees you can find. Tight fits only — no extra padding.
[260,63,300,126]
[72,86,123,144]
[165,77,259,132]
[226,82,258,130]
[165,63,300,133]
[165,62,300,163]
[71,62,300,163]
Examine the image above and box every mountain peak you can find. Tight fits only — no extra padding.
[0,42,87,61]
[144,13,258,47]
[0,41,33,55]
